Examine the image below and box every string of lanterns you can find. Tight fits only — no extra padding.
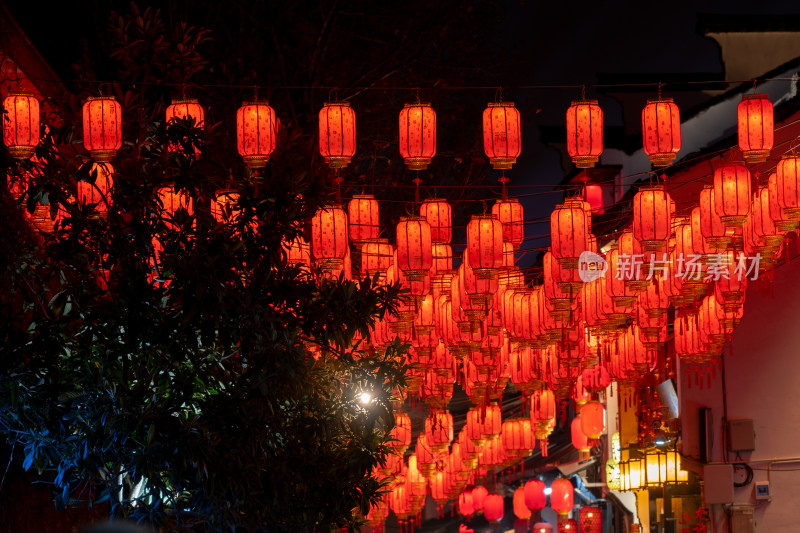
[2,85,791,531]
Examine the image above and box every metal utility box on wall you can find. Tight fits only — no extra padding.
[703,464,734,504]
[727,419,755,452]
[730,505,755,533]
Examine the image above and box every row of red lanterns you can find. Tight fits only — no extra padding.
[4,89,774,174]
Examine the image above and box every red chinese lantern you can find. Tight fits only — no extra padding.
[236,101,278,169]
[633,185,672,252]
[524,480,547,512]
[550,200,588,270]
[713,163,751,228]
[533,523,553,533]
[580,400,605,445]
[768,171,799,232]
[699,185,729,250]
[502,417,535,457]
[396,216,433,281]
[514,487,532,520]
[3,91,39,160]
[458,491,475,517]
[311,205,349,270]
[211,190,240,223]
[472,485,489,511]
[424,409,453,452]
[579,506,602,533]
[550,478,574,516]
[347,194,379,244]
[558,519,577,533]
[165,98,204,155]
[738,93,773,164]
[571,415,590,455]
[752,186,784,248]
[420,198,452,244]
[319,101,356,169]
[467,214,504,279]
[566,99,603,168]
[360,238,393,279]
[83,95,122,162]
[389,411,412,454]
[483,493,505,522]
[583,183,604,214]
[642,97,681,167]
[483,101,521,169]
[492,198,525,248]
[531,389,557,457]
[285,237,311,267]
[776,155,800,221]
[399,102,436,170]
[77,163,114,214]
[157,185,193,228]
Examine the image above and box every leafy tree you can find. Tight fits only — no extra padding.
[0,4,421,532]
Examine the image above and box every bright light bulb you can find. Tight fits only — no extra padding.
[544,487,552,495]
[359,392,372,404]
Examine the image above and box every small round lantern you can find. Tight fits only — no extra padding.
[566,99,603,168]
[579,506,602,533]
[83,95,122,162]
[642,97,681,167]
[738,93,773,164]
[524,479,547,512]
[483,101,521,169]
[399,102,436,170]
[549,478,574,516]
[472,485,489,511]
[236,101,278,169]
[483,493,505,522]
[3,91,39,160]
[458,491,475,517]
[513,487,532,520]
[558,519,577,533]
[319,101,356,169]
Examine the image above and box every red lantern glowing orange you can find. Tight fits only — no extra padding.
[583,183,604,214]
[236,101,278,169]
[420,198,452,244]
[713,163,751,228]
[642,97,681,167]
[738,93,773,164]
[77,163,114,215]
[319,101,356,169]
[483,101,521,169]
[571,415,589,455]
[83,95,122,162]
[483,493,504,522]
[467,214,504,279]
[550,478,574,516]
[580,400,605,443]
[513,487,532,520]
[566,99,603,168]
[347,194,380,244]
[389,411,412,454]
[524,479,547,512]
[633,185,672,252]
[458,491,475,517]
[211,190,240,223]
[492,198,525,248]
[3,92,39,160]
[396,216,433,281]
[165,98,204,155]
[776,155,800,221]
[424,409,454,452]
[550,200,588,270]
[579,506,602,533]
[399,102,436,170]
[472,486,489,511]
[311,205,349,270]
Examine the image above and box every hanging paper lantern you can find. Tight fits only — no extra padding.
[236,101,278,169]
[579,506,602,533]
[318,101,356,169]
[571,416,590,455]
[642,97,681,167]
[347,194,380,244]
[580,400,606,444]
[768,171,799,232]
[713,163,751,228]
[472,486,489,512]
[776,155,800,221]
[524,479,547,512]
[399,102,436,170]
[77,163,114,215]
[513,487,532,520]
[483,101,522,169]
[566,99,603,168]
[424,409,454,452]
[165,98,204,155]
[738,93,773,164]
[558,519,578,533]
[699,185,729,250]
[389,411,412,454]
[550,478,574,516]
[311,205,349,270]
[550,200,588,270]
[3,91,39,160]
[633,185,672,252]
[211,190,240,223]
[534,523,554,533]
[502,417,535,457]
[467,214,504,279]
[583,183,605,214]
[483,493,505,522]
[285,237,312,267]
[420,198,452,244]
[360,238,393,279]
[396,216,433,281]
[83,95,122,162]
[492,198,525,248]
[458,491,475,517]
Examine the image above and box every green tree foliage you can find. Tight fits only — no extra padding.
[0,4,423,531]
